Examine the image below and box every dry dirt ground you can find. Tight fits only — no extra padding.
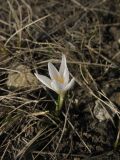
[0,0,120,160]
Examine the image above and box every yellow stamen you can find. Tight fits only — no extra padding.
[55,76,64,83]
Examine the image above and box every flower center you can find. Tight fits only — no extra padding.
[55,76,64,84]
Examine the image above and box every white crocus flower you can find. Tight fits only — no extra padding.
[35,54,74,95]
[35,54,74,112]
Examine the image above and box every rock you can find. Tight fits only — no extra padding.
[6,65,39,89]
[93,100,115,122]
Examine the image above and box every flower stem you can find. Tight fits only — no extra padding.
[56,94,64,112]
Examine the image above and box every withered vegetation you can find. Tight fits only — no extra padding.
[0,0,120,159]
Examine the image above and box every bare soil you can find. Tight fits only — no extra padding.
[0,0,120,160]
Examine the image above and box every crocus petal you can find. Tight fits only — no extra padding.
[35,73,52,90]
[59,54,67,76]
[51,80,59,93]
[63,66,69,84]
[51,80,65,94]
[48,62,61,80]
[64,78,75,91]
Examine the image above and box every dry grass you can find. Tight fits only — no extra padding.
[0,0,120,159]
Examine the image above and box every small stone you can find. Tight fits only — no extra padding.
[93,100,113,122]
[6,65,39,89]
